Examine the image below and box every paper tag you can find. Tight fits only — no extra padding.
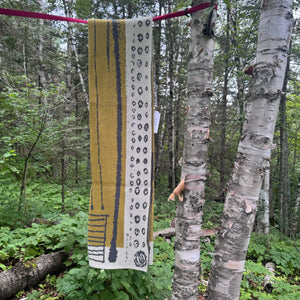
[154,111,161,133]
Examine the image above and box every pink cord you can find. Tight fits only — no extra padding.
[0,8,88,23]
[0,3,217,24]
[153,3,217,21]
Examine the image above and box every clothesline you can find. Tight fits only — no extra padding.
[0,3,217,24]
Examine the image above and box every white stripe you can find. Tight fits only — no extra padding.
[124,17,153,272]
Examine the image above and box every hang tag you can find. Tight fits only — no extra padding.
[154,111,161,133]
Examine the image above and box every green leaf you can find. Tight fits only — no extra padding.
[117,291,130,300]
[0,263,7,271]
[111,277,121,290]
[154,280,164,290]
[223,0,231,8]
[8,165,19,173]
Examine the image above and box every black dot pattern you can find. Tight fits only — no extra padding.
[124,17,153,269]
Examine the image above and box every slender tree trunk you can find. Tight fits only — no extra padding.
[75,91,79,185]
[292,125,299,175]
[61,149,66,213]
[18,113,47,214]
[219,7,230,202]
[279,60,291,235]
[62,0,73,209]
[173,36,181,187]
[232,25,245,137]
[72,36,89,111]
[22,26,28,80]
[292,180,300,235]
[171,1,216,299]
[269,161,275,225]
[206,1,294,299]
[127,1,133,18]
[37,18,47,106]
[155,111,166,177]
[167,2,176,190]
[154,0,164,178]
[174,56,184,185]
[255,161,270,234]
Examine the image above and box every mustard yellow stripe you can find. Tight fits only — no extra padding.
[88,19,126,249]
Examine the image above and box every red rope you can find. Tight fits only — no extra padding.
[153,3,217,21]
[0,3,217,24]
[0,8,88,23]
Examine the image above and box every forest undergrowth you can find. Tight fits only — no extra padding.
[0,178,299,300]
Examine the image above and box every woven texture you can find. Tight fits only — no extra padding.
[88,18,154,272]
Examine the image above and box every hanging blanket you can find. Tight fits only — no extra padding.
[87,17,154,272]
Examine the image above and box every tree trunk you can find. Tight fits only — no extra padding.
[0,251,67,300]
[61,0,73,209]
[22,26,28,80]
[61,147,66,213]
[264,262,275,293]
[72,35,89,111]
[171,1,216,299]
[255,162,270,234]
[279,60,291,235]
[167,2,176,190]
[37,0,47,104]
[18,113,47,214]
[219,7,230,202]
[292,180,300,235]
[174,45,186,187]
[37,16,47,106]
[154,0,164,179]
[155,110,166,178]
[232,13,245,137]
[153,227,219,239]
[206,1,294,299]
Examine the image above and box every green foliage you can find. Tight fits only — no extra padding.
[0,77,65,158]
[240,232,300,299]
[0,178,90,228]
[0,211,87,262]
[223,0,231,9]
[202,200,224,227]
[153,174,177,226]
[56,262,171,300]
[55,220,174,299]
[200,238,215,274]
[0,149,19,176]
[0,196,174,299]
[241,260,300,300]
[20,274,60,300]
[1,181,300,300]
[247,232,300,276]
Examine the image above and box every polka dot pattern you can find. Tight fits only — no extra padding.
[124,17,153,269]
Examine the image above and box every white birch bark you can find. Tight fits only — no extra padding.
[38,19,47,98]
[256,162,270,234]
[206,1,294,299]
[73,43,89,110]
[171,1,216,299]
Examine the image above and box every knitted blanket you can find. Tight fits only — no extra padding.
[87,17,154,272]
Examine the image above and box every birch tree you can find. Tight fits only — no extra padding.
[255,161,270,234]
[206,0,294,299]
[279,61,291,235]
[171,1,217,299]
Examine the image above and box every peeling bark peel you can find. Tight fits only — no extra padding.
[206,0,294,299]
